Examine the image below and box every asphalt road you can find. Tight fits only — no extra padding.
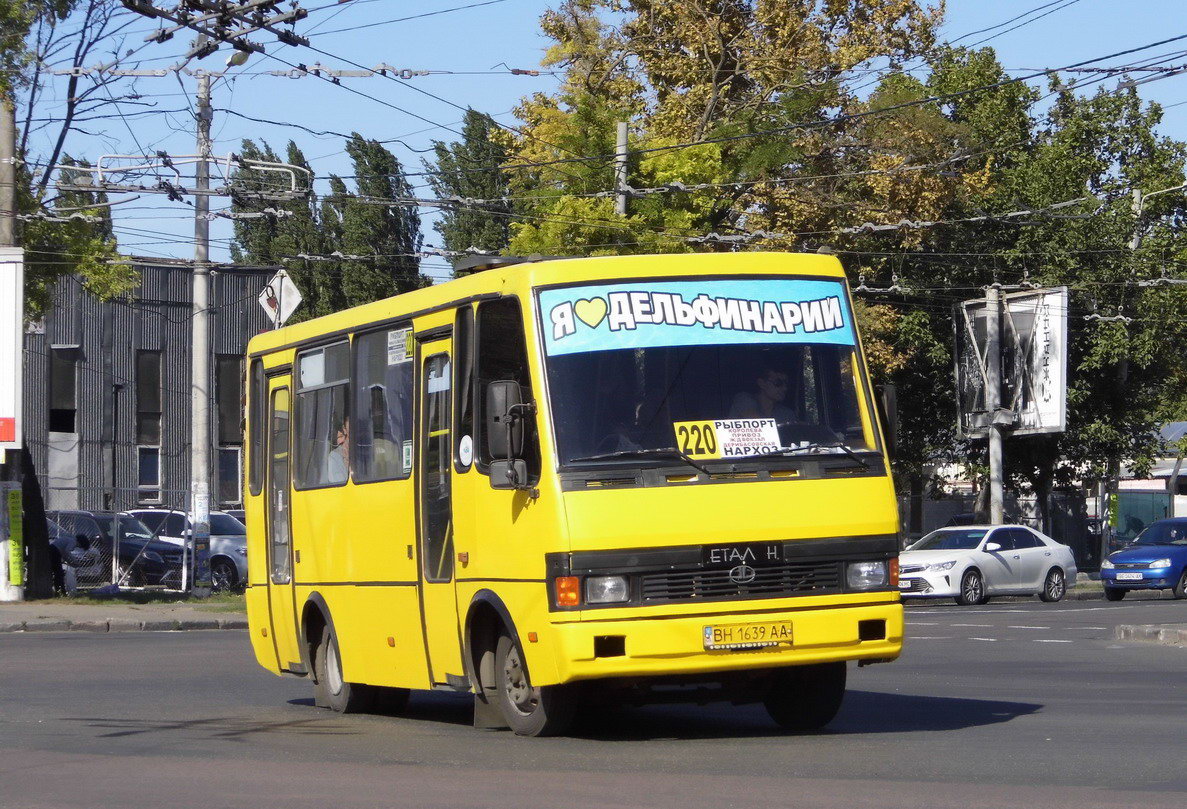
[1,599,1185,809]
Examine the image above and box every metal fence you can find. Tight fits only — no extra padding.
[43,486,206,594]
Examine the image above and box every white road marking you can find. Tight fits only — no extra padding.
[1033,639,1074,643]
[1007,625,1051,630]
[907,621,940,626]
[952,623,992,627]
[907,636,952,640]
[969,637,998,641]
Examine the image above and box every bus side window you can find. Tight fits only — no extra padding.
[352,327,414,483]
[248,358,265,496]
[454,305,475,472]
[294,342,351,489]
[475,297,540,481]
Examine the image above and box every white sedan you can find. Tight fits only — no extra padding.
[898,525,1078,605]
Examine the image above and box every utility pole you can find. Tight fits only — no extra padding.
[985,284,1005,525]
[189,70,212,596]
[0,96,22,602]
[614,121,629,217]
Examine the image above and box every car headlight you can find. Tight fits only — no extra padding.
[142,551,163,563]
[585,575,630,604]
[1150,558,1172,569]
[926,560,957,571]
[847,560,889,590]
[1101,559,1115,570]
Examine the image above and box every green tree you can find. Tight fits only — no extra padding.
[426,108,512,255]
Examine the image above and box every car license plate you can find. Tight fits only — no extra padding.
[898,579,912,589]
[703,621,793,650]
[1115,572,1143,581]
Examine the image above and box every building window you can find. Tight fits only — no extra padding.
[136,350,162,445]
[138,446,161,503]
[294,342,350,489]
[218,446,242,506]
[352,327,414,483]
[216,355,244,446]
[216,355,245,507]
[49,346,79,433]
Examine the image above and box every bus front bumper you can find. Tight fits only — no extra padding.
[547,599,902,684]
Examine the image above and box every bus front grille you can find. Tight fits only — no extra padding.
[639,561,843,603]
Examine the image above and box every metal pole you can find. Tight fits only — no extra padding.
[0,99,15,248]
[614,121,629,217]
[190,71,212,596]
[985,284,1005,524]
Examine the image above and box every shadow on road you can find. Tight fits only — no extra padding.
[566,690,1042,741]
[62,715,361,740]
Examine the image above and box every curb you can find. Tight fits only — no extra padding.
[0,617,248,633]
[1115,624,1187,647]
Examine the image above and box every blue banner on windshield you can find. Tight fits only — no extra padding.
[538,278,857,356]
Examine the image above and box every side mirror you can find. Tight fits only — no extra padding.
[984,542,1002,552]
[490,459,529,491]
[486,380,526,461]
[876,383,897,456]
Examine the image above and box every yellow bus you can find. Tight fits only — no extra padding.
[244,252,902,736]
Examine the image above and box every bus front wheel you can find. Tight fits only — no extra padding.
[763,662,846,731]
[314,625,375,714]
[494,634,576,737]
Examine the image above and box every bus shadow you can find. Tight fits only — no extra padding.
[568,691,1042,741]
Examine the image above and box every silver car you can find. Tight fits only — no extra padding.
[128,509,248,592]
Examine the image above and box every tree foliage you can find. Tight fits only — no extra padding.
[425,108,512,255]
[503,0,1187,505]
[231,135,425,322]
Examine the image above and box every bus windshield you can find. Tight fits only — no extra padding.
[538,277,876,467]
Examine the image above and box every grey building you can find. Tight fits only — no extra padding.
[22,257,277,512]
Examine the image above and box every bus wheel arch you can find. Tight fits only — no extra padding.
[301,593,333,683]
[464,590,522,703]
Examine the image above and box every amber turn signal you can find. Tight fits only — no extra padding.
[555,576,580,607]
[889,556,899,587]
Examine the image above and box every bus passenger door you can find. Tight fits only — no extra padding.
[265,382,303,671]
[417,338,465,684]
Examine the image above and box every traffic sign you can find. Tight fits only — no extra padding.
[258,269,302,328]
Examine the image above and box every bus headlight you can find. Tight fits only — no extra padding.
[847,561,889,591]
[585,575,630,604]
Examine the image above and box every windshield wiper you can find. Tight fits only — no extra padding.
[746,441,872,469]
[570,447,712,476]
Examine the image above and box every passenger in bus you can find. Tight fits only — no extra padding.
[326,416,350,484]
[729,364,836,447]
[729,367,796,423]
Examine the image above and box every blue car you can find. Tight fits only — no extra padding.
[1100,518,1187,601]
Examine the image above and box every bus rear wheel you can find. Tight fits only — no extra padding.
[494,634,575,737]
[314,625,375,714]
[763,662,846,731]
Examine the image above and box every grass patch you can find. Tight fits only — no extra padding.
[26,591,247,611]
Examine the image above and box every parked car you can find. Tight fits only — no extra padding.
[127,509,247,592]
[46,510,184,587]
[1100,518,1187,600]
[224,509,245,524]
[899,524,1078,605]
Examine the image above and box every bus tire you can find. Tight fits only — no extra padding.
[763,662,846,731]
[494,633,575,737]
[315,625,375,714]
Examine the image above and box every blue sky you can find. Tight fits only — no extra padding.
[32,0,1187,278]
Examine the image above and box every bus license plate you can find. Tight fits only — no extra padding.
[703,621,794,650]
